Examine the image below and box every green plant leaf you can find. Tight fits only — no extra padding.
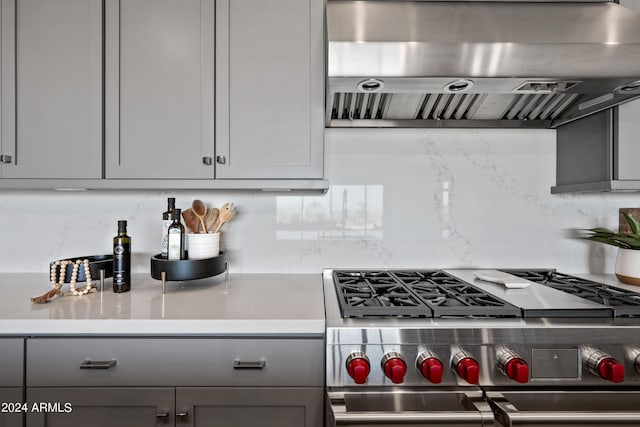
[585,236,628,248]
[585,227,616,234]
[611,235,640,249]
[624,212,640,235]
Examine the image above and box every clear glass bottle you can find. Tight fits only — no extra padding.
[161,197,175,258]
[167,208,185,260]
[113,220,131,293]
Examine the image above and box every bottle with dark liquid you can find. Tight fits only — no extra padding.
[161,197,175,258]
[167,208,185,260]
[113,220,131,293]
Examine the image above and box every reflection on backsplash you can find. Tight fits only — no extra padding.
[276,185,384,240]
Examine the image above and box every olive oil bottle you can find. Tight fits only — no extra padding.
[167,208,185,260]
[161,197,175,258]
[113,220,131,293]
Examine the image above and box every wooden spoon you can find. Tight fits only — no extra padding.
[204,208,219,233]
[213,202,237,233]
[192,199,208,233]
[181,208,200,233]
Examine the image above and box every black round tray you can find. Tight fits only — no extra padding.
[49,254,114,283]
[150,252,227,281]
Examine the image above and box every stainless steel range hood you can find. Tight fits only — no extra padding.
[326,1,640,129]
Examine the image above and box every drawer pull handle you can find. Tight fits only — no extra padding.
[155,412,169,423]
[80,359,117,369]
[233,359,266,369]
[176,411,189,423]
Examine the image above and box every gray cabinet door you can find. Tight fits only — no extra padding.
[176,387,323,427]
[2,0,101,179]
[216,0,324,179]
[0,388,23,427]
[105,0,215,179]
[26,388,174,427]
[0,0,15,178]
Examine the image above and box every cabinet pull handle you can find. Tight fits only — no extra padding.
[80,359,117,369]
[202,156,212,165]
[176,411,189,423]
[216,155,226,164]
[155,412,169,423]
[0,155,11,163]
[234,359,266,369]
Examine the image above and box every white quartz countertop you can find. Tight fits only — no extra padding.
[0,273,325,336]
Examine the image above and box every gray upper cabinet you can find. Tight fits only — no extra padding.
[105,0,215,179]
[0,0,15,177]
[0,0,327,189]
[215,0,324,179]
[1,0,101,179]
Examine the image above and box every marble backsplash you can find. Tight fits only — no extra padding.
[0,128,637,274]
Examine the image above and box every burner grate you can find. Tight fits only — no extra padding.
[391,271,522,318]
[332,270,521,318]
[332,271,432,318]
[502,269,640,317]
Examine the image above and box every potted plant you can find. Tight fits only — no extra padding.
[584,212,640,286]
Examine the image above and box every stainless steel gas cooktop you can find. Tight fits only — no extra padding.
[331,269,640,318]
[324,268,640,426]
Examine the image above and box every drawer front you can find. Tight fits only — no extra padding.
[0,338,24,386]
[27,337,323,387]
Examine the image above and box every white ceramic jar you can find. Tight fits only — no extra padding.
[187,232,220,260]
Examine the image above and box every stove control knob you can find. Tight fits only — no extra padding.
[452,351,479,384]
[382,352,407,384]
[497,348,529,384]
[584,348,624,383]
[505,358,529,383]
[417,351,443,384]
[598,358,625,383]
[346,352,370,384]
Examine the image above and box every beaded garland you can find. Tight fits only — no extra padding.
[50,259,95,296]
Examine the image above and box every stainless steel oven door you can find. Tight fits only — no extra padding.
[486,390,640,426]
[327,390,494,426]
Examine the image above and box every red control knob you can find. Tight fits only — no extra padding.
[419,357,443,384]
[505,358,529,384]
[347,357,370,384]
[456,357,479,384]
[383,357,407,384]
[597,358,624,383]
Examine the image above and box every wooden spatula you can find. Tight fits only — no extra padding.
[204,208,219,233]
[181,208,201,233]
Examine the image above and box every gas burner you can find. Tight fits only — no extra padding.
[333,270,431,318]
[392,271,521,318]
[332,270,521,318]
[502,269,640,317]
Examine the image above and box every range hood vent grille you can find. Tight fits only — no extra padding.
[329,92,581,123]
[326,1,640,128]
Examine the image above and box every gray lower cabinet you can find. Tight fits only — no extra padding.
[26,388,174,427]
[0,0,102,179]
[25,337,324,426]
[215,0,324,179]
[0,338,24,427]
[105,0,215,179]
[177,387,322,427]
[24,387,322,427]
[0,388,23,427]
